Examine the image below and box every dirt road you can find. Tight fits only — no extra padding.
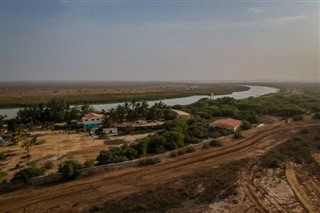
[1,121,319,213]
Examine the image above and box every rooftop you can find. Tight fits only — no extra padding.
[212,118,242,128]
[169,109,190,116]
[83,112,104,119]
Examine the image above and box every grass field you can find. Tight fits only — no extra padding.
[0,82,248,108]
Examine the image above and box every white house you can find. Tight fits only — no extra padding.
[103,128,118,135]
[82,112,104,129]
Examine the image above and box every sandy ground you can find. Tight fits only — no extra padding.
[0,131,150,179]
[0,120,319,212]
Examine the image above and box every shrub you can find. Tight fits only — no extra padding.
[177,149,186,155]
[58,160,83,180]
[292,114,304,121]
[241,120,252,130]
[83,160,96,168]
[202,142,210,149]
[43,161,53,169]
[12,166,46,182]
[170,151,179,158]
[184,146,195,153]
[209,140,222,147]
[0,170,7,183]
[96,147,138,165]
[313,113,320,119]
[0,152,5,161]
[234,132,244,139]
[139,157,161,166]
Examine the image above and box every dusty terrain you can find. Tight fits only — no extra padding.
[0,132,150,179]
[0,119,319,213]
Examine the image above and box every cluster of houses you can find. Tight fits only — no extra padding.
[53,108,241,138]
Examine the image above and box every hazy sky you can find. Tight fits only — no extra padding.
[1,0,319,82]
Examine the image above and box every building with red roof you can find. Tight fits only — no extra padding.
[82,112,104,129]
[211,118,242,132]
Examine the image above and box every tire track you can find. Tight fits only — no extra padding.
[1,122,319,212]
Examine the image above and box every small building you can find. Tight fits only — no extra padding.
[103,128,118,135]
[82,112,104,129]
[211,118,242,132]
[168,109,190,121]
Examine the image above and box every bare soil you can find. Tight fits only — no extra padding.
[0,132,149,179]
[0,119,319,212]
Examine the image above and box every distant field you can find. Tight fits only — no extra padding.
[0,82,248,108]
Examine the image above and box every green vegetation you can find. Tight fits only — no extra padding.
[170,146,195,157]
[0,170,7,183]
[11,166,46,182]
[43,161,54,170]
[58,160,83,180]
[209,140,222,147]
[175,86,320,122]
[21,136,37,155]
[139,157,161,166]
[96,118,219,165]
[0,152,5,161]
[234,132,244,139]
[0,85,248,108]
[240,120,252,130]
[83,160,96,168]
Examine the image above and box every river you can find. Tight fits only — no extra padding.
[0,85,279,119]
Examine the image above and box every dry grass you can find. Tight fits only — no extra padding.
[0,131,149,180]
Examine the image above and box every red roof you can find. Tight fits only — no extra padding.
[212,118,242,128]
[83,112,103,119]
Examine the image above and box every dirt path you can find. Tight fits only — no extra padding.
[1,122,319,212]
[285,163,318,213]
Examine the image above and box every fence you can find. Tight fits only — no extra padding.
[0,137,221,193]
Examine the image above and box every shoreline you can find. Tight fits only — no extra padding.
[0,85,249,109]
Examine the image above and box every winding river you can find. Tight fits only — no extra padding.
[0,85,279,119]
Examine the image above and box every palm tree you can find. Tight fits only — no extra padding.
[140,101,149,119]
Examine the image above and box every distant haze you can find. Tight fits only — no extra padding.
[1,1,319,82]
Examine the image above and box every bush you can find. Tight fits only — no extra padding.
[0,170,7,183]
[96,147,138,165]
[209,140,222,147]
[43,161,53,169]
[292,114,304,121]
[170,151,179,158]
[139,157,161,166]
[0,152,5,161]
[12,166,46,182]
[83,160,96,168]
[184,146,195,153]
[58,160,83,180]
[202,142,210,149]
[241,120,252,130]
[234,132,244,139]
[177,149,186,155]
[312,113,320,119]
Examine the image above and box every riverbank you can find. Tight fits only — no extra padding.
[0,83,248,109]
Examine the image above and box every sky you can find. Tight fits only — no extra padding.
[1,0,319,82]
